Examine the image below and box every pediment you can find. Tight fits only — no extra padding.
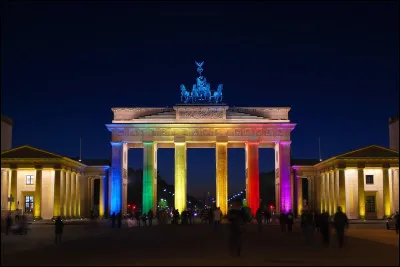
[1,145,63,159]
[337,145,399,159]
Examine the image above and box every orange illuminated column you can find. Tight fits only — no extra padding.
[216,142,228,215]
[246,142,259,216]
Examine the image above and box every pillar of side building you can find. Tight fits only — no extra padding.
[174,140,187,213]
[296,174,302,215]
[320,173,324,213]
[76,173,81,217]
[358,167,365,218]
[53,169,61,218]
[392,169,399,213]
[65,169,71,217]
[71,171,76,217]
[275,142,292,213]
[10,168,17,210]
[314,176,320,213]
[143,141,157,215]
[110,142,123,215]
[337,168,346,213]
[329,170,336,214]
[382,166,391,218]
[1,169,9,212]
[246,142,259,216]
[80,174,88,218]
[60,169,66,217]
[99,175,107,217]
[34,167,43,220]
[325,172,330,214]
[216,141,228,215]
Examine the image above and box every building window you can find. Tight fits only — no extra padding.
[365,175,374,185]
[25,196,34,213]
[365,196,376,212]
[26,175,34,185]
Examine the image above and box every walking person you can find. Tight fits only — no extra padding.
[279,211,287,232]
[117,212,122,228]
[135,211,141,227]
[333,206,349,248]
[395,211,399,235]
[227,200,246,257]
[266,209,271,224]
[148,210,154,227]
[214,207,222,231]
[301,209,314,245]
[320,210,330,247]
[54,216,64,244]
[6,212,12,235]
[256,208,263,232]
[110,212,116,228]
[287,210,294,232]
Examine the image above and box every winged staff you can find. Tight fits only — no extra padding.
[180,61,223,104]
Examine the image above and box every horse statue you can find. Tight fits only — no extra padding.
[204,83,211,102]
[191,84,200,102]
[213,84,223,103]
[180,84,190,103]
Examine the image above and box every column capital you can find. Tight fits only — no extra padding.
[382,163,390,169]
[34,165,43,170]
[357,164,365,169]
[110,141,122,146]
[174,136,186,143]
[278,141,291,146]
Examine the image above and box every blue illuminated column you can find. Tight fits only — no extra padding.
[110,142,123,215]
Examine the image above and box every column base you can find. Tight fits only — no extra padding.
[33,216,42,221]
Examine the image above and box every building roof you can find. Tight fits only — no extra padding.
[68,157,110,166]
[1,115,13,126]
[1,145,64,159]
[291,159,321,166]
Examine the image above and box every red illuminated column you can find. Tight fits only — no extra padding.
[245,142,259,216]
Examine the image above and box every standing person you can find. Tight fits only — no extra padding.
[148,210,154,227]
[188,209,193,225]
[135,211,141,227]
[333,206,349,248]
[256,208,263,232]
[320,210,330,247]
[314,211,321,232]
[227,200,246,257]
[117,212,122,228]
[208,208,214,225]
[54,216,64,244]
[395,211,399,235]
[266,209,272,224]
[287,210,294,232]
[279,211,287,232]
[110,212,116,228]
[301,209,314,245]
[214,207,222,230]
[6,212,12,235]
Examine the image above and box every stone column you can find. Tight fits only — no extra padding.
[216,141,228,215]
[314,175,321,213]
[122,142,128,216]
[34,167,43,220]
[71,171,76,217]
[329,170,336,215]
[325,172,330,214]
[382,167,391,218]
[99,175,107,217]
[1,169,9,211]
[60,169,66,217]
[53,169,62,218]
[110,142,123,215]
[392,169,399,214]
[246,142,259,216]
[65,170,71,217]
[320,173,325,212]
[338,168,346,213]
[296,175,302,216]
[174,141,187,213]
[308,177,313,208]
[143,141,158,215]
[358,167,365,219]
[80,175,87,218]
[275,142,292,213]
[76,173,81,217]
[10,169,17,210]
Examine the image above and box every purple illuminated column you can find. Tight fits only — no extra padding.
[275,142,292,213]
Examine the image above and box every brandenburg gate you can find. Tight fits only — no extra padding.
[106,62,296,216]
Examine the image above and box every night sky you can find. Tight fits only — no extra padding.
[1,2,398,199]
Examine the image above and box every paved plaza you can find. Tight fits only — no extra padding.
[1,221,398,266]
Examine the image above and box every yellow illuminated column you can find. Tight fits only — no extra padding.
[10,169,17,210]
[382,167,391,218]
[53,169,61,218]
[330,170,336,214]
[174,142,187,213]
[99,175,106,217]
[216,142,228,215]
[71,171,76,217]
[297,175,302,215]
[34,168,42,220]
[358,167,365,218]
[65,170,71,217]
[76,173,81,217]
[338,168,346,213]
[60,169,66,217]
[1,169,9,211]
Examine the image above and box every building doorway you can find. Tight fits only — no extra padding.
[24,195,34,214]
[365,194,377,219]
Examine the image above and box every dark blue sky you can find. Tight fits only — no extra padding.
[1,2,398,198]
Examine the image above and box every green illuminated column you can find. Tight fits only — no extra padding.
[174,141,187,213]
[34,167,42,220]
[143,142,157,215]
